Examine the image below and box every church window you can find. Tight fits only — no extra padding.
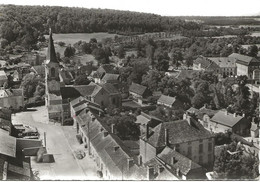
[51,67,55,77]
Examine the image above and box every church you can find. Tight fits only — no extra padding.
[45,29,122,124]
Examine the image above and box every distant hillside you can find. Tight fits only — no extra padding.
[176,16,260,26]
[0,4,201,44]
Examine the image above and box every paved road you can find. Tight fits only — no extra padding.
[12,106,99,180]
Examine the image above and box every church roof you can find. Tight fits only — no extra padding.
[47,29,59,64]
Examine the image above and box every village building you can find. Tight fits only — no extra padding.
[157,95,184,109]
[210,110,250,136]
[0,89,24,110]
[31,65,45,78]
[0,107,12,135]
[100,73,120,89]
[0,70,7,87]
[20,52,46,66]
[93,64,117,83]
[193,56,219,72]
[229,53,260,79]
[139,113,214,179]
[74,108,147,180]
[250,121,259,138]
[129,83,151,104]
[135,112,162,136]
[207,57,237,77]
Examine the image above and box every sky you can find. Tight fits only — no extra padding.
[1,0,260,16]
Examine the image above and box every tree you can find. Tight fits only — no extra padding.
[64,45,76,58]
[117,45,125,59]
[155,59,169,72]
[248,45,258,57]
[141,70,162,92]
[92,48,109,64]
[20,74,44,98]
[74,74,91,85]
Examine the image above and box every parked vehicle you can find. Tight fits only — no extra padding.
[14,124,40,139]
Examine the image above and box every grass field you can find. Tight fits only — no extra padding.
[44,32,118,45]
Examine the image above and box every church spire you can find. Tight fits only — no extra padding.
[47,28,58,63]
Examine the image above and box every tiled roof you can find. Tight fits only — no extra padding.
[193,56,219,70]
[197,107,218,120]
[147,119,212,147]
[0,70,7,81]
[0,89,23,97]
[129,83,147,96]
[61,85,98,99]
[101,73,120,82]
[100,83,119,94]
[157,95,177,106]
[229,53,260,66]
[157,146,202,175]
[32,65,45,76]
[97,64,116,74]
[207,57,236,68]
[0,129,16,157]
[211,110,246,127]
[135,112,162,127]
[187,107,199,114]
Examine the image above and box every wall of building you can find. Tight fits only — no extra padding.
[236,63,248,77]
[139,138,157,163]
[0,96,24,109]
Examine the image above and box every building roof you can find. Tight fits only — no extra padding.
[0,89,23,98]
[229,53,260,66]
[147,119,212,147]
[157,146,202,175]
[157,95,177,106]
[197,107,218,120]
[187,107,199,114]
[97,64,116,74]
[101,73,120,82]
[100,83,119,94]
[135,112,162,127]
[193,56,219,70]
[46,29,58,63]
[0,129,16,157]
[0,70,7,81]
[207,57,236,68]
[61,85,99,99]
[129,83,148,96]
[211,110,246,127]
[32,65,45,76]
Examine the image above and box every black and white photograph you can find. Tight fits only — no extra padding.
[0,0,259,180]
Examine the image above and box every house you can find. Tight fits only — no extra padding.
[20,52,46,66]
[210,110,250,136]
[139,113,214,179]
[0,70,7,87]
[157,95,183,109]
[250,121,259,138]
[207,57,237,77]
[0,129,42,180]
[193,56,219,72]
[0,89,24,110]
[135,112,162,136]
[196,106,219,130]
[100,73,120,89]
[59,69,74,85]
[94,64,117,83]
[0,107,12,135]
[31,65,45,78]
[229,53,260,79]
[74,108,147,180]
[76,64,93,76]
[129,83,151,103]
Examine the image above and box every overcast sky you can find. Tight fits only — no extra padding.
[1,0,260,16]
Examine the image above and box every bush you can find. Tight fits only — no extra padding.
[74,149,86,159]
[76,134,83,144]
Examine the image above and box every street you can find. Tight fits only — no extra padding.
[12,106,99,180]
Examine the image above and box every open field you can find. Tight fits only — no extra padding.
[44,33,118,45]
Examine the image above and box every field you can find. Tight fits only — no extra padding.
[44,33,118,45]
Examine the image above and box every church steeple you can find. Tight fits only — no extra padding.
[47,28,59,63]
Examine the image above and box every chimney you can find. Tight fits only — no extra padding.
[104,131,108,137]
[204,103,207,108]
[225,110,228,115]
[171,157,177,165]
[91,115,95,122]
[187,116,191,125]
[145,125,149,140]
[158,165,164,174]
[164,128,168,146]
[138,155,142,166]
[114,146,119,152]
[242,113,245,117]
[127,157,134,170]
[147,166,154,180]
[233,113,236,117]
[111,124,115,134]
[99,111,102,117]
[183,113,187,120]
